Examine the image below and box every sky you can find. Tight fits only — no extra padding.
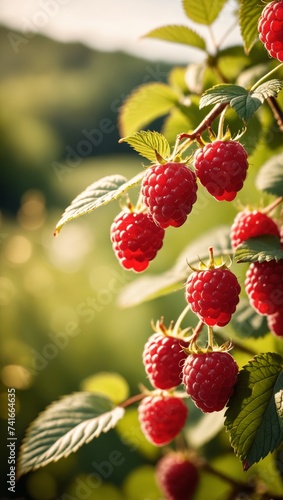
[0,0,242,63]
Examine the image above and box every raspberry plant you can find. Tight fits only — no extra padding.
[17,1,283,498]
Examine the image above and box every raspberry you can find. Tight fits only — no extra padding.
[230,209,280,249]
[194,140,248,201]
[143,332,189,390]
[141,162,197,228]
[245,260,283,315]
[267,309,283,336]
[185,267,241,327]
[258,0,283,63]
[110,211,164,272]
[138,395,188,446]
[156,452,199,500]
[182,351,238,413]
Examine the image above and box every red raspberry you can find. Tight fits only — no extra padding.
[245,260,283,315]
[156,452,199,500]
[110,211,164,272]
[138,395,188,446]
[182,351,238,413]
[141,162,197,228]
[143,332,189,390]
[185,267,241,327]
[230,209,280,249]
[258,0,283,63]
[194,140,248,201]
[267,309,283,336]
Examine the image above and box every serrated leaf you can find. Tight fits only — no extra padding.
[239,0,264,54]
[117,226,231,307]
[230,298,269,338]
[200,84,248,109]
[143,24,206,51]
[54,172,144,235]
[256,151,283,196]
[182,0,226,25]
[235,235,283,263]
[200,80,283,122]
[225,353,283,470]
[17,392,125,477]
[118,82,179,136]
[119,130,171,163]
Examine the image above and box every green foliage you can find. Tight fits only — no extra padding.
[17,393,125,477]
[119,82,178,136]
[182,0,226,25]
[239,0,264,54]
[11,0,283,496]
[200,80,283,122]
[143,25,206,51]
[54,173,144,235]
[119,130,171,163]
[256,151,283,196]
[225,353,283,470]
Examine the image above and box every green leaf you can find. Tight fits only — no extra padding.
[200,81,283,122]
[239,0,264,54]
[17,392,125,477]
[80,372,130,405]
[119,130,171,163]
[182,0,226,25]
[235,235,283,263]
[143,24,206,51]
[117,225,231,308]
[256,151,283,196]
[200,84,248,108]
[118,83,179,136]
[225,353,283,470]
[54,172,144,235]
[230,298,268,338]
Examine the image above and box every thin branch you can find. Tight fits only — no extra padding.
[267,96,283,134]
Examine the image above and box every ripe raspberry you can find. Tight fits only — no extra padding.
[258,0,283,63]
[110,211,164,272]
[156,452,199,500]
[245,260,283,315]
[182,351,238,413]
[141,162,197,228]
[143,332,189,390]
[138,395,188,446]
[185,267,241,327]
[230,209,280,249]
[194,140,248,201]
[267,309,283,336]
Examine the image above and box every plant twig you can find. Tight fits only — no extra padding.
[267,95,283,134]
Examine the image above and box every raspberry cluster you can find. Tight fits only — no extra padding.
[230,209,283,336]
[111,139,250,272]
[258,0,283,63]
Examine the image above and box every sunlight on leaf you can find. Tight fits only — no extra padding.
[182,0,226,25]
[119,130,171,163]
[256,151,283,196]
[17,392,125,477]
[239,0,264,54]
[143,24,206,51]
[54,172,145,235]
[225,353,283,470]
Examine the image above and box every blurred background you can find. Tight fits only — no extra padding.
[1,1,282,499]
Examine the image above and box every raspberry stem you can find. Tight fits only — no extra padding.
[172,304,191,337]
[261,196,283,215]
[250,62,283,92]
[207,326,214,349]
